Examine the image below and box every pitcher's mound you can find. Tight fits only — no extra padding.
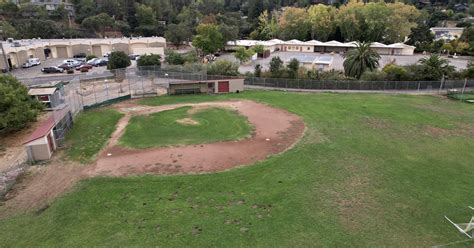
[176,118,199,126]
[87,100,305,176]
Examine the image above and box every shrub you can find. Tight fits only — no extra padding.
[207,60,239,76]
[165,51,185,65]
[137,54,162,67]
[287,58,300,79]
[360,70,387,81]
[0,75,43,134]
[269,56,284,77]
[107,51,131,70]
[383,64,408,81]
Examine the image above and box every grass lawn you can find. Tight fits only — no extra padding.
[1,91,473,247]
[119,107,252,148]
[65,109,123,163]
[449,93,474,101]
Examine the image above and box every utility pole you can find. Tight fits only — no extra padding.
[0,30,9,73]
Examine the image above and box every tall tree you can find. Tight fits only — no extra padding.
[192,24,224,54]
[337,0,365,41]
[82,13,115,37]
[0,75,43,134]
[247,0,264,20]
[343,42,381,79]
[278,7,309,40]
[136,4,156,26]
[255,10,279,40]
[307,4,336,41]
[74,0,97,24]
[407,23,435,52]
[165,23,192,48]
[234,47,254,64]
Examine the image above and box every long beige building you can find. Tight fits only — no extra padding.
[0,37,166,70]
[226,39,416,56]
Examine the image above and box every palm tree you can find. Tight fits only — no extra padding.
[343,42,381,79]
[419,54,450,70]
[418,54,452,80]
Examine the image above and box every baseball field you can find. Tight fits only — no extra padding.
[0,90,473,247]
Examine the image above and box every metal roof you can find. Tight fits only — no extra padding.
[227,40,415,49]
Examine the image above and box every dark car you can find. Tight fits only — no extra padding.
[96,59,108,66]
[76,64,93,71]
[58,63,74,70]
[41,66,64,73]
[73,53,87,58]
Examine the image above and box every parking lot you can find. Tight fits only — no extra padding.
[11,57,137,84]
[218,51,471,74]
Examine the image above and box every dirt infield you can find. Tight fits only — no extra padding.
[0,100,304,215]
[86,100,305,176]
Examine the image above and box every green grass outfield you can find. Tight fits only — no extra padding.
[1,91,473,247]
[119,107,252,149]
[65,109,123,163]
[449,93,474,101]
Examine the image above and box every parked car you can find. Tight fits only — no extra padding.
[129,54,140,60]
[90,58,108,67]
[62,59,81,67]
[41,66,64,73]
[27,58,41,66]
[76,64,93,71]
[58,63,73,70]
[103,52,111,57]
[73,53,87,59]
[96,58,108,66]
[22,62,33,68]
[79,67,89,73]
[86,58,99,65]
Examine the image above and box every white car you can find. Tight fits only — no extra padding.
[22,62,33,68]
[62,59,81,68]
[27,58,41,66]
[86,58,99,64]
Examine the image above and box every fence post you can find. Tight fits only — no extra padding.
[438,75,445,94]
[460,78,467,101]
[417,82,421,92]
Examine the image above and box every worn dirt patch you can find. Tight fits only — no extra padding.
[86,100,305,176]
[362,117,391,129]
[176,118,199,126]
[1,100,305,215]
[0,157,85,218]
[423,123,474,138]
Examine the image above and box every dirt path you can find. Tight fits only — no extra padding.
[86,100,305,176]
[0,100,304,215]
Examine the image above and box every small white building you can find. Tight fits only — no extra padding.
[286,55,334,71]
[24,116,57,162]
[430,27,465,41]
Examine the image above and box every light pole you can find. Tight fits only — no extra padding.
[0,30,9,73]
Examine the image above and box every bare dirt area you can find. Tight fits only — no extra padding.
[0,157,85,218]
[86,100,305,176]
[0,100,305,215]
